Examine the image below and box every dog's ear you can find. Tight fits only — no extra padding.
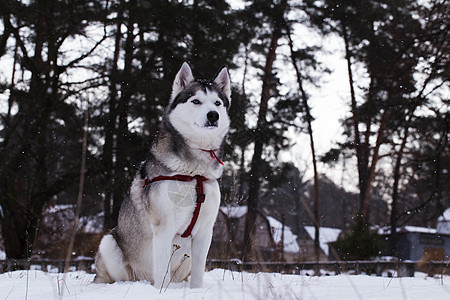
[171,62,195,101]
[213,66,231,102]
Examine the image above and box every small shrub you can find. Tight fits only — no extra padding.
[332,215,384,260]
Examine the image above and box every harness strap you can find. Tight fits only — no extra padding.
[143,174,209,238]
[200,149,224,166]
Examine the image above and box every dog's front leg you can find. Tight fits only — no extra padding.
[190,229,213,288]
[152,231,174,290]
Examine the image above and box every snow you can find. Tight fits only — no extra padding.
[220,205,248,219]
[266,216,300,253]
[0,269,448,300]
[377,226,438,235]
[304,226,342,256]
[44,204,75,214]
[79,212,104,234]
[403,226,437,234]
[437,208,450,234]
[438,208,450,221]
[0,250,5,260]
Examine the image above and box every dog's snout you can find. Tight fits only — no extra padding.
[207,111,219,123]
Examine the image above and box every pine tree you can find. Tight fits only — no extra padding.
[0,0,109,259]
[307,0,448,225]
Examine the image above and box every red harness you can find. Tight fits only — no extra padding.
[141,149,223,238]
[143,174,209,238]
[200,149,224,165]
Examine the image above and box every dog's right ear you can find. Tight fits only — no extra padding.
[170,62,195,102]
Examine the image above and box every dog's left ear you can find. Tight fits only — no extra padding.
[171,62,195,101]
[214,66,231,102]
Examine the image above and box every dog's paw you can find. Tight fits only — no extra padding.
[190,280,203,289]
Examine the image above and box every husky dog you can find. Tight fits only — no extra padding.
[94,62,231,289]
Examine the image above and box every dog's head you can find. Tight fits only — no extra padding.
[168,62,231,149]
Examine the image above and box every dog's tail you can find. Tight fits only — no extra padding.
[94,234,129,283]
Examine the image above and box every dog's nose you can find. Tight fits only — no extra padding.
[207,111,219,123]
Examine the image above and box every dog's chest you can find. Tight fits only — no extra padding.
[130,173,221,237]
[140,178,220,218]
[163,180,196,208]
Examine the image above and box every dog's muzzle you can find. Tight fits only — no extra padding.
[205,111,219,127]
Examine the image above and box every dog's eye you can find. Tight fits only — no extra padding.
[191,99,201,104]
[214,100,221,106]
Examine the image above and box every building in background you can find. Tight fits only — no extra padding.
[379,208,450,262]
[210,206,301,261]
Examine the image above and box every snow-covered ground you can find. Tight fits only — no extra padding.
[0,269,448,300]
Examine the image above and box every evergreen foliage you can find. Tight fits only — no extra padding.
[333,215,385,261]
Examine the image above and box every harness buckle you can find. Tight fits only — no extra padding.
[197,193,206,203]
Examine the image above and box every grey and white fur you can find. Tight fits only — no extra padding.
[94,62,231,289]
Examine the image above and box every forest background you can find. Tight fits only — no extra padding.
[0,0,448,261]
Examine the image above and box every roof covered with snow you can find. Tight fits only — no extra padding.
[437,208,450,234]
[220,205,247,219]
[438,208,450,222]
[266,216,300,253]
[43,204,75,214]
[78,212,104,234]
[219,206,300,253]
[402,226,437,234]
[304,226,342,256]
[377,225,437,235]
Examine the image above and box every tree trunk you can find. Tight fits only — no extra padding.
[390,114,412,257]
[243,0,287,262]
[238,45,249,199]
[342,23,370,221]
[342,20,391,223]
[0,197,29,258]
[112,0,136,226]
[361,110,389,219]
[103,0,124,231]
[0,0,51,258]
[22,0,51,258]
[286,28,321,262]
